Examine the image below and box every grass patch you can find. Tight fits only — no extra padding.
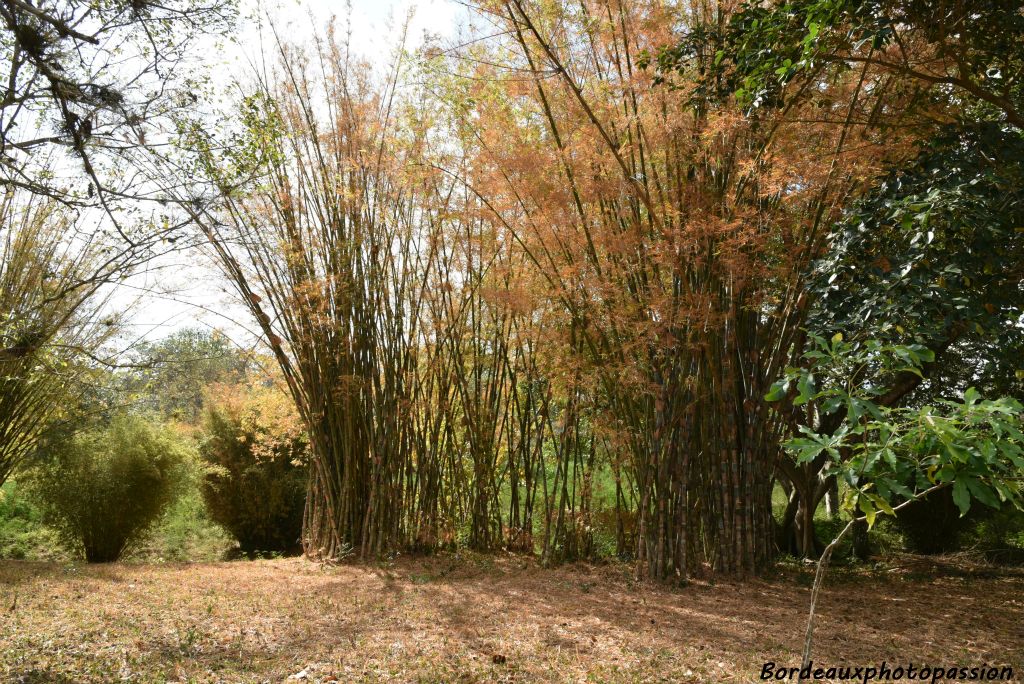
[0,556,1020,683]
[129,489,237,563]
[0,480,67,562]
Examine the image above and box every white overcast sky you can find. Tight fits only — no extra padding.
[115,0,464,352]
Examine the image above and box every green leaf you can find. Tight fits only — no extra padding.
[794,373,815,406]
[764,378,789,402]
[964,477,1000,509]
[952,479,971,516]
[882,448,897,470]
[858,494,877,528]
[867,493,895,516]
[889,481,914,499]
[786,437,825,464]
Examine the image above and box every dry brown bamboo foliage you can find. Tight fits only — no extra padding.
[444,0,915,578]
[198,1,921,579]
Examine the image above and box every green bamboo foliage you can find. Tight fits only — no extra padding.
[0,192,116,486]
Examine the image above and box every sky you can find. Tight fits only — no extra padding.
[115,0,465,352]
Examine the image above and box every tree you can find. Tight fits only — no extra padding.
[770,123,1024,556]
[188,29,497,558]
[0,0,240,487]
[0,0,236,210]
[188,23,573,561]
[768,336,1024,666]
[654,0,1024,558]
[444,0,910,579]
[125,328,250,423]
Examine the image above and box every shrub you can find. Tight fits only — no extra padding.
[200,382,307,554]
[970,508,1024,564]
[28,415,190,562]
[895,487,1024,560]
[895,488,986,554]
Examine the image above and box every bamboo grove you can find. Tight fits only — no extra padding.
[0,193,119,486]
[186,0,994,580]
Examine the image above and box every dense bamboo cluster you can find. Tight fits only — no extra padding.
[0,194,114,485]
[445,0,897,577]
[198,0,909,580]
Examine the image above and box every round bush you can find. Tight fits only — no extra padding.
[200,384,307,554]
[29,415,190,562]
[895,487,989,554]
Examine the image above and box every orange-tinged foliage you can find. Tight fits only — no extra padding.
[193,0,936,580]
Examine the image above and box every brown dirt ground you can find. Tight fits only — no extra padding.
[1,554,1021,683]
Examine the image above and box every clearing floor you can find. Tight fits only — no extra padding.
[1,555,1021,683]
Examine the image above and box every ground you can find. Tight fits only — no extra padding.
[1,555,1021,683]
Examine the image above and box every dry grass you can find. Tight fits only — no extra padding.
[1,555,1021,683]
